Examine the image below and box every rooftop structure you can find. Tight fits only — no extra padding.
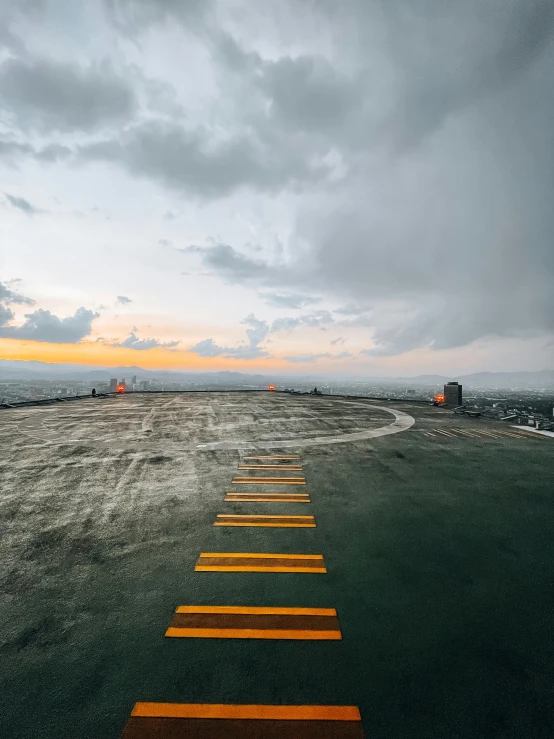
[1,392,552,738]
[444,381,463,406]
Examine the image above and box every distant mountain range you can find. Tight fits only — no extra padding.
[0,360,552,390]
[379,371,554,389]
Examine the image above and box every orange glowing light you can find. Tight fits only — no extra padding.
[117,384,127,394]
[435,394,445,402]
[268,384,275,391]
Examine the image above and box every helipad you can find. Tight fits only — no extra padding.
[15,393,414,450]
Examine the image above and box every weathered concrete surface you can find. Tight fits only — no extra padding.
[1,393,553,738]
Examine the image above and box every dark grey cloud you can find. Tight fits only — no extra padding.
[0,307,99,343]
[0,280,35,305]
[330,337,346,346]
[182,244,268,280]
[258,292,320,309]
[189,314,269,359]
[36,143,73,162]
[116,295,132,305]
[0,139,34,163]
[0,0,45,53]
[77,120,328,198]
[282,350,352,363]
[111,327,179,350]
[0,57,137,132]
[103,0,212,32]
[253,52,362,135]
[379,0,554,154]
[0,139,73,174]
[0,304,15,325]
[271,311,334,333]
[282,352,332,363]
[181,243,309,288]
[333,304,372,316]
[4,192,43,215]
[0,138,72,165]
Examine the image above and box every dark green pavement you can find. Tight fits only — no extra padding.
[0,395,553,738]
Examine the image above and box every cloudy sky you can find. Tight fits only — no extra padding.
[1,0,553,376]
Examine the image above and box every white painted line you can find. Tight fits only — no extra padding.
[510,425,554,438]
[16,398,416,450]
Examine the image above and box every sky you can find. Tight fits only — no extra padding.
[1,0,553,377]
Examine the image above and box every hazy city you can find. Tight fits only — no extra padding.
[2,363,554,430]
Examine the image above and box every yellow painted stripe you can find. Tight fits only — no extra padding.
[214,522,316,528]
[434,429,454,437]
[200,553,323,559]
[196,566,327,573]
[131,703,361,721]
[216,514,313,519]
[225,497,311,503]
[165,627,341,639]
[224,495,311,503]
[225,492,309,497]
[238,465,303,470]
[242,456,300,460]
[175,606,337,615]
[232,477,306,484]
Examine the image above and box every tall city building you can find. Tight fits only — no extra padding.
[132,375,137,386]
[109,378,117,392]
[444,381,463,406]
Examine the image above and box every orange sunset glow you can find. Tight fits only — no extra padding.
[0,338,294,372]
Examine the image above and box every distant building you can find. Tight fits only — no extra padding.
[444,381,463,406]
[132,375,137,386]
[109,378,117,392]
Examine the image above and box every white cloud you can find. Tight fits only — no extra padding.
[111,327,179,350]
[0,307,99,343]
[189,313,269,359]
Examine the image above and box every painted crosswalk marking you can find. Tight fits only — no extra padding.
[195,552,327,573]
[165,606,340,640]
[242,455,300,460]
[214,514,315,527]
[238,464,303,470]
[232,476,306,485]
[122,703,364,738]
[224,492,311,503]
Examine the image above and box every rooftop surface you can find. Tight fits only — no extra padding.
[1,392,553,738]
